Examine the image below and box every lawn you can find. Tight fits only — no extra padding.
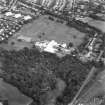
[0,15,86,51]
[14,15,86,47]
[0,14,104,52]
[88,19,105,33]
[78,16,105,33]
[0,78,32,105]
[0,36,33,51]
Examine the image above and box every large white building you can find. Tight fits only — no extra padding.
[35,40,75,56]
[35,40,59,53]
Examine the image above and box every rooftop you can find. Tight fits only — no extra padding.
[35,40,75,56]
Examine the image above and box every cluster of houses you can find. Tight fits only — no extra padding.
[79,33,104,62]
[25,0,104,13]
[0,11,34,42]
[26,0,72,11]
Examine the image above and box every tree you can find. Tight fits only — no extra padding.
[1,48,91,105]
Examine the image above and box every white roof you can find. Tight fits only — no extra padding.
[61,43,67,48]
[35,40,71,54]
[0,29,4,33]
[44,40,59,53]
[24,15,32,20]
[14,14,22,18]
[35,40,49,48]
[5,12,13,16]
[35,41,48,48]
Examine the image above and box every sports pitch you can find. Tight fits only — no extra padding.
[15,15,86,46]
[0,15,87,51]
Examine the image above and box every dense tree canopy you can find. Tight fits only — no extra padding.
[0,47,92,105]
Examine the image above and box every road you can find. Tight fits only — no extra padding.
[69,66,98,105]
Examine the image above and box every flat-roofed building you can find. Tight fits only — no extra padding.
[5,11,14,16]
[14,13,22,18]
[23,15,32,21]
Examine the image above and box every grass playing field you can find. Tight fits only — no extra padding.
[16,15,85,46]
[0,15,86,51]
[0,78,32,105]
[1,15,104,51]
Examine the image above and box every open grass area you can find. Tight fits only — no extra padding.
[0,36,33,51]
[0,15,87,51]
[0,78,32,105]
[77,16,105,33]
[88,19,105,33]
[14,15,86,46]
[0,15,104,52]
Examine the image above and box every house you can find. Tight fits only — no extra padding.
[14,13,22,18]
[47,0,55,8]
[35,40,49,49]
[44,40,59,53]
[53,0,60,10]
[23,15,32,21]
[42,0,50,7]
[35,40,58,53]
[53,0,66,11]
